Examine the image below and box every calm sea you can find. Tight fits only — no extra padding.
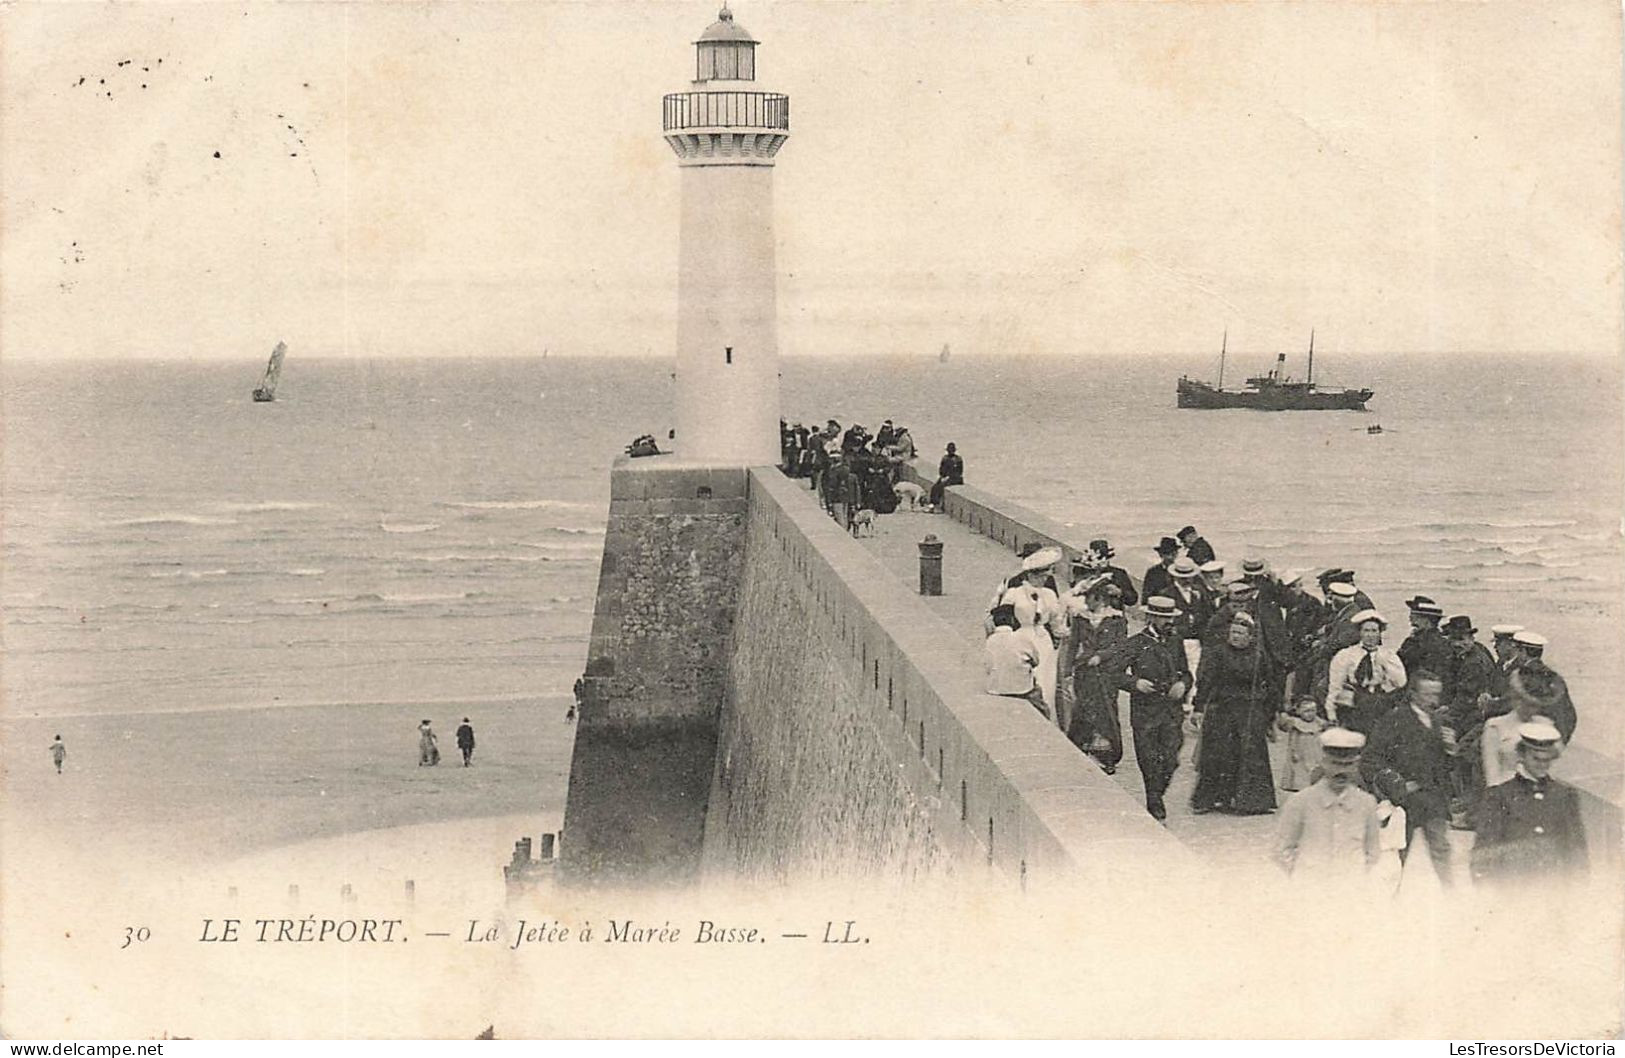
[4,354,1620,755]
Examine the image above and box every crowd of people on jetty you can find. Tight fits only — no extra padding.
[983,529,1589,891]
[780,419,961,534]
[774,422,1591,891]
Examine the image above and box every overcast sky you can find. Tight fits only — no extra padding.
[2,1,1620,360]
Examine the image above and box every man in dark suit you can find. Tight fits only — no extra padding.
[1361,670,1457,885]
[1177,525,1215,566]
[1086,539,1139,607]
[1441,615,1498,825]
[1470,720,1588,887]
[1141,537,1180,603]
[1105,596,1191,821]
[928,442,964,510]
[1397,596,1453,692]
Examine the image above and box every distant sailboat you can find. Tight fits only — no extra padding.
[252,341,287,403]
[939,343,951,363]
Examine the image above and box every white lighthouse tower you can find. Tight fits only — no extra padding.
[664,4,790,465]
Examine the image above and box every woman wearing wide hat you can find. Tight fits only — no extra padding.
[1063,569,1129,773]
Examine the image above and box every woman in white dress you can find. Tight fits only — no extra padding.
[988,546,1067,719]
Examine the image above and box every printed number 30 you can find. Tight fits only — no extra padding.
[121,926,150,949]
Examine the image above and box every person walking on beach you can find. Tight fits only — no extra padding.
[1110,596,1191,821]
[49,735,66,774]
[456,718,476,767]
[418,720,440,767]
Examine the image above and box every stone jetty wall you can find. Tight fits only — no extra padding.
[559,458,752,885]
[561,456,1185,888]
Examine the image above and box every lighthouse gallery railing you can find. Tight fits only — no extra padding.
[663,92,790,132]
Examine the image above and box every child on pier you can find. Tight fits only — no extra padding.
[1280,698,1325,792]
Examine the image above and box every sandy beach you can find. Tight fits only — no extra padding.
[2,696,576,868]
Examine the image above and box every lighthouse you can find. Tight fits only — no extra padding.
[664,4,790,465]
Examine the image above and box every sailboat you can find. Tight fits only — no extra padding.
[938,343,951,363]
[252,341,287,402]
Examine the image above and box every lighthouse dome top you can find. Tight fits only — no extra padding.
[697,4,757,44]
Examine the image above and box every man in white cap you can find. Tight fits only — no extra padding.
[1470,721,1588,886]
[1480,669,1554,790]
[1479,624,1526,713]
[1324,610,1407,734]
[1273,728,1383,885]
[1506,632,1577,744]
[1108,596,1191,821]
[1320,580,1364,655]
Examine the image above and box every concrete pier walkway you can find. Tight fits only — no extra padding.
[789,476,1478,884]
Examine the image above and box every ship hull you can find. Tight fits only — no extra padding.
[1177,380,1371,411]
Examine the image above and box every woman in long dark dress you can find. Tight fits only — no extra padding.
[1064,575,1129,774]
[1190,612,1277,814]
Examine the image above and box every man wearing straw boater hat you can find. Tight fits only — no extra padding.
[1273,728,1383,884]
[1470,720,1588,887]
[1111,595,1191,821]
[1397,595,1452,690]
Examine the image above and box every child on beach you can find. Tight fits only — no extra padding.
[418,720,439,766]
[49,735,66,774]
[1279,699,1325,792]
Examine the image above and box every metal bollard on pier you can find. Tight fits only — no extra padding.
[918,535,944,596]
